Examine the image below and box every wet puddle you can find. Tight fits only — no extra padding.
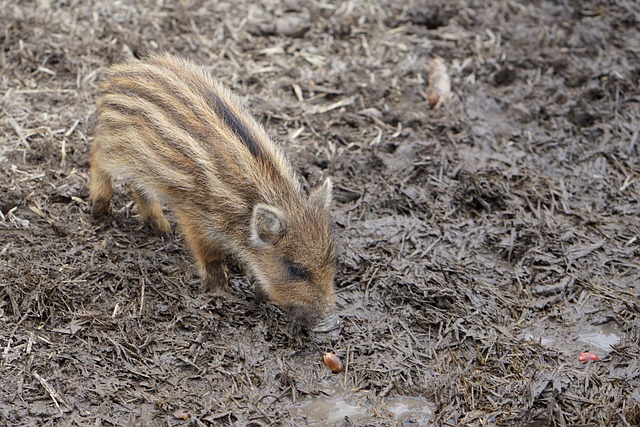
[575,324,622,352]
[291,394,364,424]
[522,322,623,355]
[289,385,434,425]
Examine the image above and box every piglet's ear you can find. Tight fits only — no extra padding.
[251,204,287,246]
[309,178,333,211]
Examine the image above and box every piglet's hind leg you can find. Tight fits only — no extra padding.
[89,151,114,217]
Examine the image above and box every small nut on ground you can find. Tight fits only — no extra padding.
[322,352,344,374]
[427,57,451,109]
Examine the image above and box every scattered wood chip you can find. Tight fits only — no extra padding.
[308,96,356,115]
[249,16,311,38]
[172,408,191,420]
[358,107,383,119]
[273,16,311,38]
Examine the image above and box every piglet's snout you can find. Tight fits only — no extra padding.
[311,312,340,333]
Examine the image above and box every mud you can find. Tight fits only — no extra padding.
[1,0,639,426]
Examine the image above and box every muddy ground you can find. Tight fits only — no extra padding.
[1,0,639,426]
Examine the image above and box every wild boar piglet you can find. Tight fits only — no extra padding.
[89,54,338,331]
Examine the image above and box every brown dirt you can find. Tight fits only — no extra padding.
[1,1,639,426]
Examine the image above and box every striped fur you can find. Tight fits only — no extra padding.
[89,54,337,328]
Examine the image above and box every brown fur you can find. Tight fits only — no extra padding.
[89,54,337,328]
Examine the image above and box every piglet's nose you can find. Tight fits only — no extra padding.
[311,312,340,333]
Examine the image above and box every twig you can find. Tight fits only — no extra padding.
[32,370,69,415]
[60,139,66,167]
[343,344,351,386]
[379,381,395,399]
[307,96,356,115]
[2,334,13,367]
[139,274,145,318]
[139,261,146,317]
[0,88,77,95]
[26,331,34,354]
[64,119,80,137]
[364,267,378,307]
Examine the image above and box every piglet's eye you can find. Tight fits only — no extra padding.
[286,261,311,281]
